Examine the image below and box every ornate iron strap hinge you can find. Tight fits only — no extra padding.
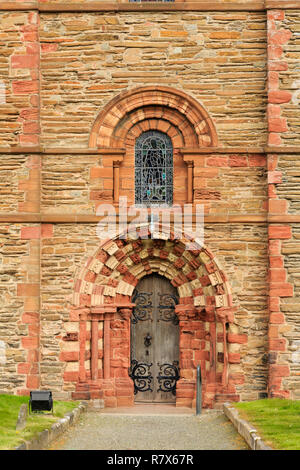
[129,360,153,395]
[132,292,153,324]
[158,294,179,325]
[157,361,180,395]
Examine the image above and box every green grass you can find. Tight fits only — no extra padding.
[233,398,300,450]
[0,393,79,450]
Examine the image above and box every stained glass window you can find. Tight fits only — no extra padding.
[135,131,173,206]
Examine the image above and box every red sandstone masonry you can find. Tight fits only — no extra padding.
[11,12,40,147]
[70,229,244,407]
[41,224,53,238]
[267,10,294,395]
[265,9,297,397]
[16,227,41,394]
[21,226,40,239]
[18,155,41,213]
[89,86,218,149]
[267,10,292,146]
[268,225,292,239]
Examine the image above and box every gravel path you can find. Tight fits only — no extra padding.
[52,408,248,451]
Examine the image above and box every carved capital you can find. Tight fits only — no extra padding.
[77,307,90,321]
[91,305,117,315]
[195,307,215,322]
[215,306,237,323]
[175,304,197,321]
[183,157,194,168]
[119,308,133,320]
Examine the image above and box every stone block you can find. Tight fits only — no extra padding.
[16,404,28,431]
[269,283,293,298]
[227,334,247,344]
[12,80,39,95]
[268,199,288,214]
[268,90,292,104]
[268,226,292,239]
[268,117,288,133]
[268,268,286,283]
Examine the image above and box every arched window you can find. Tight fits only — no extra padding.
[135,131,173,206]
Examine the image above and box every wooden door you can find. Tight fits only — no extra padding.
[130,274,180,403]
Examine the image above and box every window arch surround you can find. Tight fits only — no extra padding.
[89,86,218,205]
[89,86,218,149]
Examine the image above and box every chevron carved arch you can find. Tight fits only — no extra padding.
[72,226,231,311]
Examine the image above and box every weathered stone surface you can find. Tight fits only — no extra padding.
[38,11,267,148]
[0,11,39,147]
[278,11,300,147]
[16,403,28,431]
[0,4,299,407]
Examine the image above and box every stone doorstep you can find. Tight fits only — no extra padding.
[96,403,195,416]
[15,402,88,450]
[223,403,273,451]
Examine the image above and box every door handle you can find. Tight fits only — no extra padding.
[144,333,152,347]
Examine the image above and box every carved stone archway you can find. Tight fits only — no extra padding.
[67,226,240,408]
[89,86,218,149]
[88,85,220,208]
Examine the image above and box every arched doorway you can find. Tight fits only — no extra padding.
[130,274,180,403]
[70,229,240,408]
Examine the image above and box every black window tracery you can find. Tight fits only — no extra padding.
[135,131,173,206]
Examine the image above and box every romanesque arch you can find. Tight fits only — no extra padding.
[89,86,218,148]
[72,226,231,310]
[66,226,240,408]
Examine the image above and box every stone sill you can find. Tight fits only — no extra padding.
[0,213,269,224]
[0,1,300,12]
[1,147,300,155]
[2,213,300,224]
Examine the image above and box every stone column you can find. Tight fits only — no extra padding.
[119,307,132,364]
[215,306,240,404]
[117,307,135,407]
[113,160,122,203]
[215,307,235,387]
[95,150,124,205]
[185,160,194,203]
[180,150,207,204]
[103,315,111,380]
[91,316,99,381]
[194,306,217,408]
[175,305,197,407]
[79,310,88,382]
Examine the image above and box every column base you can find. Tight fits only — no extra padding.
[72,377,134,407]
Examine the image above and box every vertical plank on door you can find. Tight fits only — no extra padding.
[130,274,179,403]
